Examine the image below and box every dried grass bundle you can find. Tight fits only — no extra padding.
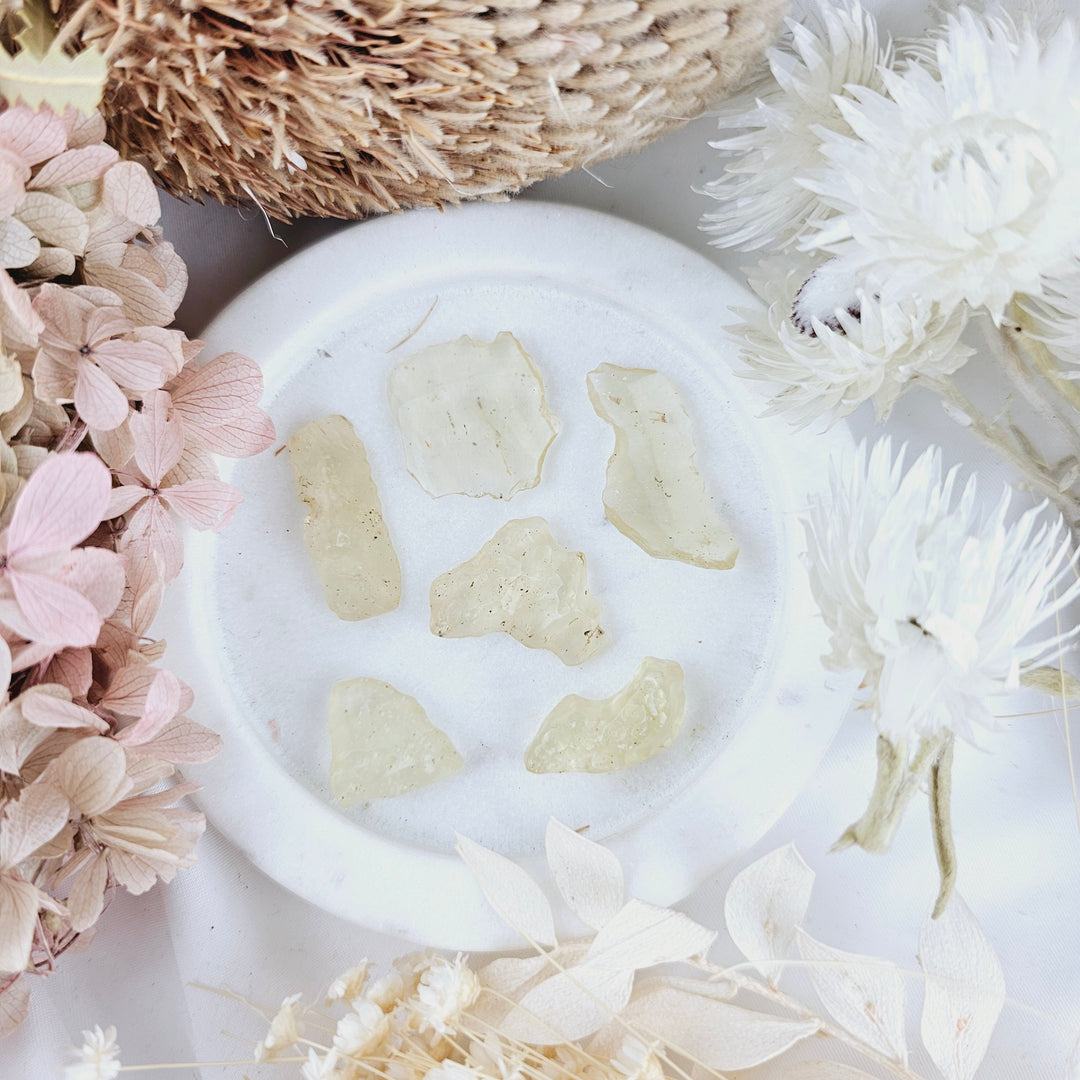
[50,0,785,219]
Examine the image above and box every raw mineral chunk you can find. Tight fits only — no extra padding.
[587,364,738,569]
[287,414,401,620]
[388,332,558,499]
[430,517,606,665]
[525,657,685,773]
[328,677,463,805]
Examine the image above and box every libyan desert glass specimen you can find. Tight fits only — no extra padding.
[388,332,559,499]
[525,657,685,773]
[329,677,464,805]
[587,364,738,570]
[430,517,606,665]
[287,414,401,620]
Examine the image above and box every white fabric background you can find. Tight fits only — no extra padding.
[6,0,1080,1075]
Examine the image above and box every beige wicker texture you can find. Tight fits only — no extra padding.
[55,0,786,220]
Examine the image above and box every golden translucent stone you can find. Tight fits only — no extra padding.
[328,677,463,805]
[388,332,558,499]
[287,414,401,620]
[430,517,606,665]
[525,657,685,773]
[587,363,738,569]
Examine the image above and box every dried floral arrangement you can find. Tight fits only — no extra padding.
[0,9,274,1036]
[39,0,789,220]
[700,2,1080,911]
[701,0,1080,517]
[65,820,1056,1080]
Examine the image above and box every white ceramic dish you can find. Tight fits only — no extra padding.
[160,202,854,949]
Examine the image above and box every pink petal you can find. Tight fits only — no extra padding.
[9,569,103,648]
[121,498,183,580]
[33,281,94,344]
[66,851,108,932]
[163,480,242,532]
[0,106,67,165]
[169,352,265,418]
[0,776,69,866]
[50,735,131,817]
[91,420,134,470]
[0,874,39,971]
[42,647,93,697]
[125,547,164,637]
[29,145,119,190]
[127,716,221,763]
[130,390,183,485]
[163,446,218,487]
[0,636,10,691]
[101,161,160,227]
[195,410,276,458]
[106,484,148,519]
[84,304,134,345]
[0,270,42,351]
[74,357,128,431]
[116,668,181,745]
[21,693,107,733]
[93,339,172,393]
[152,242,188,312]
[61,546,126,620]
[129,326,185,381]
[7,451,112,559]
[100,663,155,718]
[30,349,76,404]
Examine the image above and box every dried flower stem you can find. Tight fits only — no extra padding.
[932,376,1080,521]
[930,733,957,918]
[700,961,926,1080]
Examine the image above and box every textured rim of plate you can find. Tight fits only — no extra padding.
[159,201,855,949]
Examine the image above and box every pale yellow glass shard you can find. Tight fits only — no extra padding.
[525,657,685,774]
[287,414,402,620]
[328,677,464,806]
[388,332,559,499]
[430,517,607,666]
[587,364,738,569]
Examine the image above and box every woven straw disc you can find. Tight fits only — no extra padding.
[57,0,785,219]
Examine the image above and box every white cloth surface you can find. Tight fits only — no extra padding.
[6,0,1080,1074]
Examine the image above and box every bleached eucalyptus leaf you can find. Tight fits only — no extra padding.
[795,927,907,1063]
[586,898,715,971]
[725,843,815,986]
[589,985,817,1069]
[456,835,557,946]
[473,945,590,1026]
[919,894,1005,1080]
[545,818,624,930]
[587,976,737,1058]
[500,963,634,1044]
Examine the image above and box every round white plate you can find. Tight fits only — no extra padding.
[161,202,854,949]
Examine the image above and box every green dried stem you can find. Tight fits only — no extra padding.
[834,731,951,855]
[930,733,957,919]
